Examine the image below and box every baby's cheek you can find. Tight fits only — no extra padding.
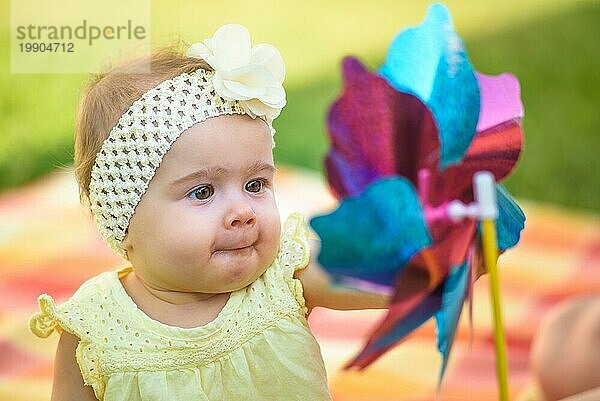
[265,218,282,257]
[155,236,212,279]
[265,236,281,265]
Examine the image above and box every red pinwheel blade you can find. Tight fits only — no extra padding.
[428,120,523,206]
[344,220,476,369]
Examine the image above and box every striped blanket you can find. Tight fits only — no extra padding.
[1,167,598,400]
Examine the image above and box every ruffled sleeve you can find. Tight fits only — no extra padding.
[29,294,64,338]
[29,285,105,398]
[276,213,312,315]
[29,292,96,341]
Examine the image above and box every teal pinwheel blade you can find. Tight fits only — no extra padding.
[434,261,470,384]
[496,184,526,251]
[475,184,526,252]
[379,3,480,169]
[310,177,432,287]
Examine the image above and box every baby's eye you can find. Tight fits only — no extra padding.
[188,184,214,201]
[245,179,265,193]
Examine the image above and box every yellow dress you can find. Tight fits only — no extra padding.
[29,213,332,401]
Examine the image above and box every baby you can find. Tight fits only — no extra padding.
[30,24,388,401]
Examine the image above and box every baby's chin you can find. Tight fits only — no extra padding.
[176,266,267,294]
[222,260,270,292]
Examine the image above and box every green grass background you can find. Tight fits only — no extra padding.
[1,0,598,211]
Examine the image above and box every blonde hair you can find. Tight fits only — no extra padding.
[74,45,213,209]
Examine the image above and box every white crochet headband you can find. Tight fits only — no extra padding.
[89,24,286,258]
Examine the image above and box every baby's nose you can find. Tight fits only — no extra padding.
[225,204,256,229]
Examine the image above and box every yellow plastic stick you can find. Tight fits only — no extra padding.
[481,218,509,401]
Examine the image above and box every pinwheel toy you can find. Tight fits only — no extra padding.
[309,3,525,399]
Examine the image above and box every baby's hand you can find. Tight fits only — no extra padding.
[295,239,391,314]
[531,296,600,401]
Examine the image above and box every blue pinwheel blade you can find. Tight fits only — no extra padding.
[378,3,480,169]
[495,184,526,251]
[310,177,432,286]
[434,262,469,384]
[476,184,525,252]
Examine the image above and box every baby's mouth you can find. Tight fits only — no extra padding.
[212,245,255,258]
[224,244,253,251]
[213,240,257,254]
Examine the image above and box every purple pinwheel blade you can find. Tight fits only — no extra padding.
[326,57,439,199]
[476,72,524,132]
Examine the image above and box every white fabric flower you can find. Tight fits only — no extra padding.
[187,24,286,122]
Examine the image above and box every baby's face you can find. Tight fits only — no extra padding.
[122,114,281,294]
